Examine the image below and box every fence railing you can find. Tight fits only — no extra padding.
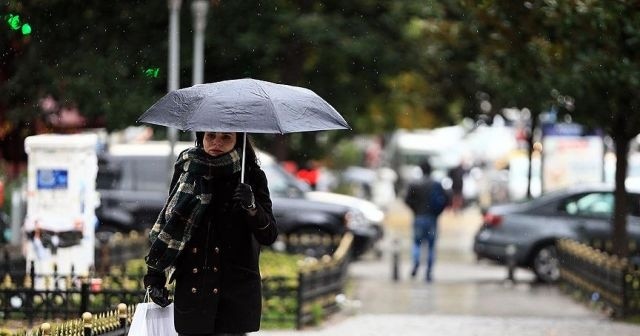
[10,303,132,336]
[557,238,640,318]
[295,231,352,328]
[2,232,354,333]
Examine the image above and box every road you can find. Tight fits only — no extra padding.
[255,200,640,335]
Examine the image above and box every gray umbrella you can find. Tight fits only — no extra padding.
[138,78,350,181]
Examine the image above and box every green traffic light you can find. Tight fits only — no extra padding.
[7,14,21,30]
[143,68,160,78]
[21,23,31,35]
[5,13,31,35]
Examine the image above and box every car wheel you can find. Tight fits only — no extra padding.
[286,227,336,258]
[532,245,560,283]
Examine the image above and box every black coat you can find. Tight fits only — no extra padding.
[171,165,278,334]
[404,177,445,217]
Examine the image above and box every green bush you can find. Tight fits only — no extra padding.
[260,250,301,278]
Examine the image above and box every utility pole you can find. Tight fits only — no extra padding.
[167,0,182,180]
[190,0,209,142]
[191,0,209,86]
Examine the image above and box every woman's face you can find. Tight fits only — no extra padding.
[203,132,237,157]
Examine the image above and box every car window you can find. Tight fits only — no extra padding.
[261,161,306,197]
[96,157,124,190]
[96,158,121,190]
[627,194,640,217]
[132,157,170,192]
[562,192,613,218]
[261,163,293,196]
[96,166,120,190]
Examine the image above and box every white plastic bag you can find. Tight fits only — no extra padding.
[128,290,178,336]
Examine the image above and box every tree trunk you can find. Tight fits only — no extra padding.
[272,134,289,162]
[612,124,630,257]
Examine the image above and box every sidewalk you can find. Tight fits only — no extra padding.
[255,314,640,336]
[254,201,640,335]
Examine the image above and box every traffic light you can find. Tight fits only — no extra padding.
[4,13,32,36]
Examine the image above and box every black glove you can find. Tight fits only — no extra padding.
[148,286,172,308]
[143,267,172,307]
[233,183,256,211]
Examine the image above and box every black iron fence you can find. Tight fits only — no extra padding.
[557,238,640,318]
[0,260,146,326]
[2,232,353,334]
[94,231,149,275]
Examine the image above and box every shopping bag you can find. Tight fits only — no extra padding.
[128,302,150,336]
[128,289,178,336]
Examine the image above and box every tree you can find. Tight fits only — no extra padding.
[453,1,640,257]
[1,1,170,130]
[205,1,458,159]
[2,1,459,166]
[547,1,640,257]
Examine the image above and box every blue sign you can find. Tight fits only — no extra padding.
[542,123,583,136]
[542,122,602,137]
[37,169,68,189]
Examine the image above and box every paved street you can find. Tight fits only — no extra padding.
[255,200,640,335]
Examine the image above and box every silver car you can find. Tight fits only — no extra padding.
[473,184,640,282]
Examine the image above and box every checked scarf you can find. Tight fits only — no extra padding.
[146,146,242,272]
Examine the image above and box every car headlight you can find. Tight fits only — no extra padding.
[344,209,369,231]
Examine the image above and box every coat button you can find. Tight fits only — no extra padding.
[192,268,198,274]
[213,288,218,294]
[191,287,197,293]
[214,247,220,254]
[192,247,197,253]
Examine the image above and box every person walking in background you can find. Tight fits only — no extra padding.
[448,162,465,214]
[404,160,448,282]
[143,131,278,336]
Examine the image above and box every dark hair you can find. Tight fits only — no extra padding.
[419,160,432,176]
[195,132,259,168]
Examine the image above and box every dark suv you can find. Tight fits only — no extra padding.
[96,142,373,257]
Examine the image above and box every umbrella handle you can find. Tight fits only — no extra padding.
[241,132,246,183]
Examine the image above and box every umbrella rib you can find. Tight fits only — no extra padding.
[255,81,285,134]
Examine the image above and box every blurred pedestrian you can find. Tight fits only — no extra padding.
[143,131,278,336]
[404,160,448,282]
[448,162,465,213]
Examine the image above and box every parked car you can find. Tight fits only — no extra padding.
[257,152,384,258]
[96,141,379,258]
[473,184,640,282]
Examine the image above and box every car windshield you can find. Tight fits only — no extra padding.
[97,156,169,192]
[260,161,306,198]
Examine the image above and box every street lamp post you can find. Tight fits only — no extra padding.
[167,0,182,179]
[191,0,209,86]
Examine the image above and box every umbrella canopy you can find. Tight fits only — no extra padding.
[137,78,350,134]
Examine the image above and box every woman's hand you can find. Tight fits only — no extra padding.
[143,267,172,307]
[148,286,172,307]
[233,183,256,214]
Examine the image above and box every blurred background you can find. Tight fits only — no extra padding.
[2,1,640,334]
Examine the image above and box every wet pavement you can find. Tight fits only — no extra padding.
[254,200,640,335]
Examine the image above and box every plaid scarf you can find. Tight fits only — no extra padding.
[146,147,242,272]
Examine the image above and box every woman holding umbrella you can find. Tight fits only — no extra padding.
[143,131,278,336]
